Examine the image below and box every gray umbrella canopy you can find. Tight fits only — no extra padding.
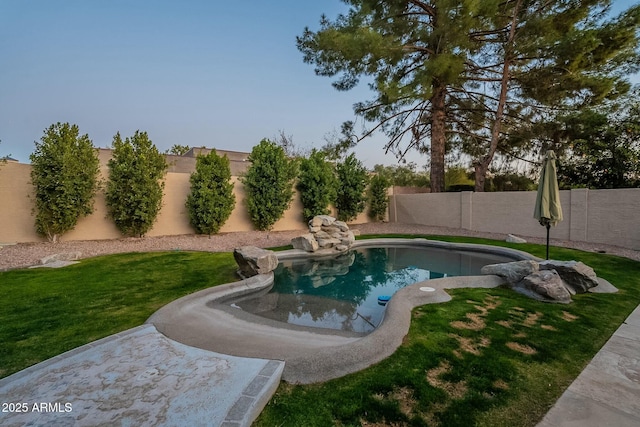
[534,150,563,259]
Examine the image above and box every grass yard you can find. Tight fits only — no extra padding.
[0,251,237,379]
[254,236,640,426]
[1,236,639,426]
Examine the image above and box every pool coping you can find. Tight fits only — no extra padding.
[147,238,535,384]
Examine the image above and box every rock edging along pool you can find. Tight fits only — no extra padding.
[147,238,535,384]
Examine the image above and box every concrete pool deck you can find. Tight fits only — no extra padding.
[0,324,283,427]
[1,238,637,426]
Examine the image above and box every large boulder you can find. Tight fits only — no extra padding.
[233,246,278,278]
[291,234,319,252]
[481,260,539,284]
[515,270,572,304]
[539,260,599,294]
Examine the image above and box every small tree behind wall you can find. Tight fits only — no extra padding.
[368,174,390,221]
[29,122,100,242]
[106,131,167,237]
[241,139,297,231]
[186,150,236,235]
[335,153,369,222]
[297,149,337,222]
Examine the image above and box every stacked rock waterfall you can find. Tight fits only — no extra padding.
[291,215,356,252]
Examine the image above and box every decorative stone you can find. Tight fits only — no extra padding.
[41,252,82,265]
[317,237,342,248]
[506,234,527,244]
[539,260,599,294]
[295,215,356,252]
[321,225,341,234]
[310,215,335,227]
[481,260,539,284]
[515,270,572,304]
[314,230,331,239]
[308,217,323,228]
[341,231,356,246]
[589,277,618,294]
[291,234,319,252]
[233,246,278,278]
[334,221,349,232]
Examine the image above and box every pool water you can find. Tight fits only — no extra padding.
[230,246,512,334]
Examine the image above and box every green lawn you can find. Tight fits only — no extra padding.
[254,236,640,426]
[1,237,638,427]
[0,251,237,378]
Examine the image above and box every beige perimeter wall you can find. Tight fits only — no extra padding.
[389,189,640,250]
[0,162,372,243]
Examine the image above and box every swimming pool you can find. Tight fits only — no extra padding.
[229,245,515,333]
[149,238,534,383]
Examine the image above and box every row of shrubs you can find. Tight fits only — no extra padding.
[28,123,390,242]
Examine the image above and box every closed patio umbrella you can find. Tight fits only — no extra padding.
[534,150,563,259]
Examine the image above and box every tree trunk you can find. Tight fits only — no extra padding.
[474,0,521,192]
[430,82,447,193]
[474,164,487,192]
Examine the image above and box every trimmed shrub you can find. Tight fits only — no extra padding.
[241,139,297,231]
[30,122,100,242]
[106,131,167,237]
[297,149,337,222]
[186,150,236,235]
[368,174,390,221]
[335,153,369,221]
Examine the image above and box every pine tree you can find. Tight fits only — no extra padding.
[298,1,501,192]
[467,0,640,191]
[298,1,640,192]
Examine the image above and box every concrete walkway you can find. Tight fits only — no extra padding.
[537,304,640,427]
[0,324,283,427]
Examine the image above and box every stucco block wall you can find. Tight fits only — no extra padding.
[585,189,640,249]
[471,191,571,240]
[1,162,374,243]
[391,189,640,250]
[392,192,462,228]
[0,162,40,243]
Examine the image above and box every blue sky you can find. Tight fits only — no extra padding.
[1,0,638,167]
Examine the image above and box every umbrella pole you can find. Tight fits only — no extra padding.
[546,223,550,260]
